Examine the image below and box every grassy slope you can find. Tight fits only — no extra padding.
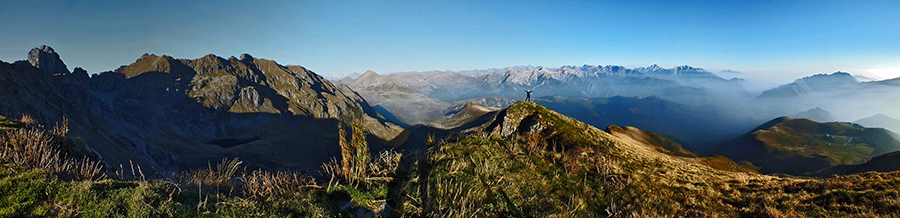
[3,105,900,217]
[406,102,900,217]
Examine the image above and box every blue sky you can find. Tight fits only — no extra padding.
[1,0,898,88]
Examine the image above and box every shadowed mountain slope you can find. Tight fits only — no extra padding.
[820,151,900,175]
[0,46,410,175]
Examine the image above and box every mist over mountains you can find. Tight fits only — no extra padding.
[752,72,900,121]
[340,63,900,152]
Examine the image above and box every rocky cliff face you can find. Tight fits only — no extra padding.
[28,45,70,76]
[0,46,409,175]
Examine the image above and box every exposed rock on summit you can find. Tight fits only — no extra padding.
[28,45,70,76]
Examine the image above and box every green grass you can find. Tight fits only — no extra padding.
[0,116,23,130]
[0,160,337,217]
[0,164,53,217]
[756,119,898,166]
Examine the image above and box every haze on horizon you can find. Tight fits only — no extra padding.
[1,0,899,90]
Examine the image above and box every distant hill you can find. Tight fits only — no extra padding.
[793,107,837,123]
[819,151,900,175]
[715,117,900,175]
[855,113,900,134]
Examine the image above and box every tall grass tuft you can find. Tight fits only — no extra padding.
[0,118,105,181]
[241,170,318,199]
[176,157,320,199]
[178,158,244,189]
[323,120,372,188]
[18,114,38,129]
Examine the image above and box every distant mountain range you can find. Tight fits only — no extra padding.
[343,67,900,124]
[340,65,900,152]
[339,64,751,107]
[0,46,411,174]
[752,72,900,121]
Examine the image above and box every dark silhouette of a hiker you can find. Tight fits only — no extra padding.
[524,89,533,102]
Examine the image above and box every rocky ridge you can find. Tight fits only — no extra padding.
[0,46,409,175]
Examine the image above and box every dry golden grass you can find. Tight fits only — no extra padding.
[323,120,374,188]
[17,114,38,129]
[176,158,243,192]
[240,170,318,199]
[0,120,104,181]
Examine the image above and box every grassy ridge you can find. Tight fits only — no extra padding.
[720,117,900,175]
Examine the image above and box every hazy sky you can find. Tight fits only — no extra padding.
[1,0,898,89]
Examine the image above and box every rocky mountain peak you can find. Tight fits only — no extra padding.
[361,70,380,77]
[114,54,183,78]
[640,64,665,72]
[28,45,69,75]
[793,107,837,123]
[796,71,859,83]
[239,53,254,61]
[674,65,704,72]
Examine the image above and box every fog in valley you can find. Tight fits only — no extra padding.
[338,64,900,151]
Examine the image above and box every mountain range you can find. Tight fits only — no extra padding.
[752,72,900,121]
[340,64,750,108]
[0,46,412,175]
[4,46,900,177]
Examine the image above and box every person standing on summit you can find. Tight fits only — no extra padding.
[524,89,533,102]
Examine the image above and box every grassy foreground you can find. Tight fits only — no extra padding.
[2,102,900,217]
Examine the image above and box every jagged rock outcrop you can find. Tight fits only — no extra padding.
[28,45,69,76]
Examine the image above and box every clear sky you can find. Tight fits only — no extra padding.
[1,0,898,89]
